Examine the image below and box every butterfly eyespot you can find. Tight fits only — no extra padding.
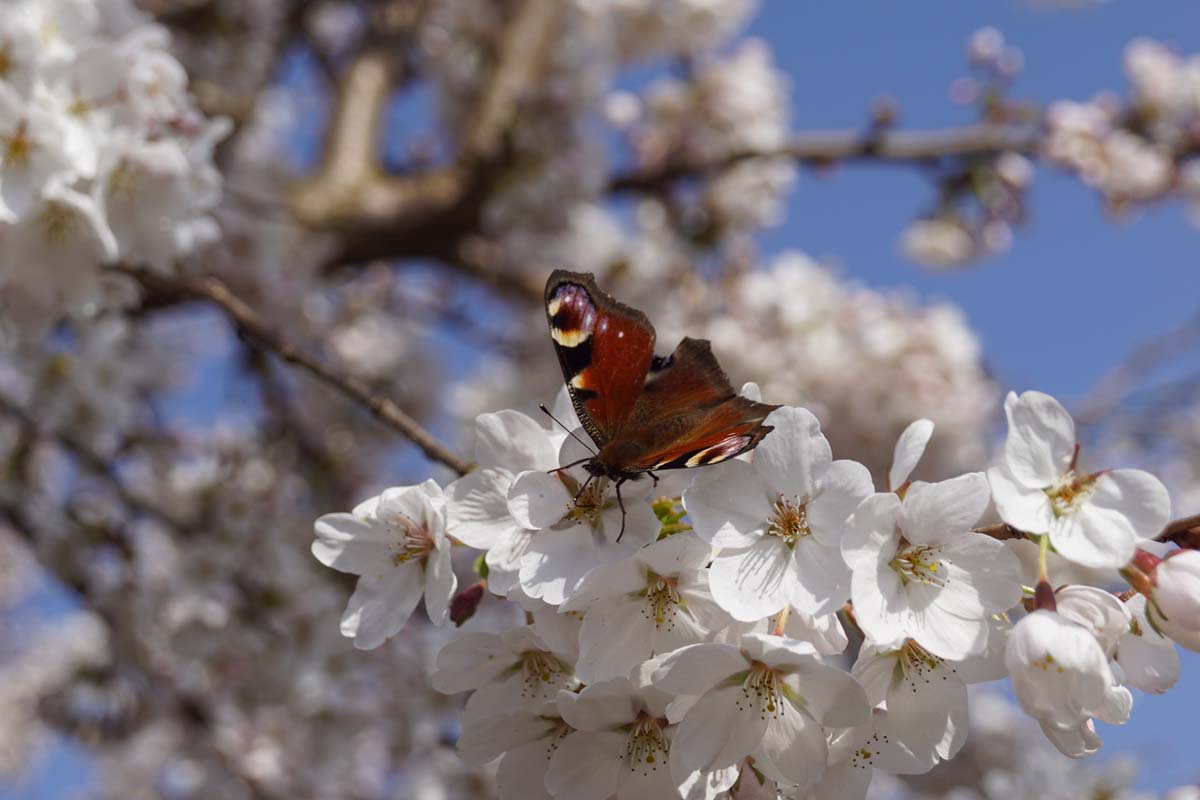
[551,326,592,347]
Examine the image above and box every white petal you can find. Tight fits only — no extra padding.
[988,465,1054,534]
[1003,390,1076,489]
[887,659,968,761]
[508,470,571,530]
[753,406,832,500]
[557,680,637,731]
[340,569,423,650]
[783,609,848,656]
[1039,718,1101,759]
[497,738,556,800]
[908,597,988,661]
[424,547,457,626]
[788,537,851,616]
[1093,469,1171,543]
[759,699,827,786]
[1117,595,1180,694]
[937,533,1024,614]
[476,409,559,470]
[457,711,560,765]
[888,418,934,491]
[900,473,989,546]
[376,482,439,529]
[684,458,770,549]
[312,513,390,575]
[432,631,521,693]
[576,597,657,683]
[672,687,764,774]
[637,533,715,576]
[807,460,873,546]
[652,643,747,696]
[789,659,871,729]
[545,731,625,800]
[445,469,520,549]
[1094,682,1132,726]
[708,538,794,622]
[559,556,647,613]
[1050,502,1135,569]
[1054,585,1131,656]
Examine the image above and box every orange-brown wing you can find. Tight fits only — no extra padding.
[617,337,779,471]
[545,270,655,448]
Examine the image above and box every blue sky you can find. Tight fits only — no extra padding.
[748,0,1200,791]
[6,1,1200,797]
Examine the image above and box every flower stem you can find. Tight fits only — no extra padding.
[1037,532,1050,582]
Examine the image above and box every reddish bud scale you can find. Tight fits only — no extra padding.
[1132,549,1162,578]
[450,582,486,627]
[1034,580,1057,612]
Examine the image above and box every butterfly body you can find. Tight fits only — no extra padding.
[545,270,779,494]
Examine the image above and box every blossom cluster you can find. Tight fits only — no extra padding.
[0,0,227,336]
[313,385,1197,799]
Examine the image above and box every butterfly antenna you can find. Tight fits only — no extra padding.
[614,479,627,542]
[539,403,597,455]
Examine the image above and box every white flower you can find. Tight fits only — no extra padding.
[3,179,117,311]
[686,406,872,621]
[654,632,870,788]
[0,13,42,96]
[852,641,967,764]
[456,701,570,800]
[509,432,659,606]
[560,534,732,683]
[1146,549,1200,651]
[1005,606,1130,758]
[0,83,71,220]
[843,475,1022,659]
[433,623,578,727]
[546,675,679,800]
[899,218,975,268]
[1116,593,1180,693]
[989,391,1171,568]
[311,480,457,649]
[445,396,572,596]
[813,709,934,800]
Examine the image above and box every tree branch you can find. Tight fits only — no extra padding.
[609,123,1042,193]
[116,266,474,476]
[1157,513,1200,549]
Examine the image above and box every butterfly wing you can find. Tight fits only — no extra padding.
[545,270,655,448]
[608,337,779,472]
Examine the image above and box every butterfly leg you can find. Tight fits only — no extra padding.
[572,473,595,505]
[614,478,627,542]
[646,470,660,488]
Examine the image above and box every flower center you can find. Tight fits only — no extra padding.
[642,575,681,630]
[38,202,77,243]
[889,544,945,587]
[1045,470,1098,517]
[624,712,669,775]
[1032,652,1065,674]
[736,663,785,720]
[2,124,32,169]
[0,46,11,80]
[766,496,810,545]
[849,728,893,771]
[520,650,569,696]
[383,513,434,566]
[564,477,610,528]
[899,639,948,681]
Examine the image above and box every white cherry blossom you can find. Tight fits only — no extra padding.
[842,475,1023,659]
[1116,593,1180,693]
[654,632,870,789]
[988,391,1171,568]
[686,406,873,621]
[510,432,659,606]
[433,622,579,728]
[1145,549,1200,651]
[560,533,732,683]
[311,480,456,649]
[455,702,569,800]
[813,708,934,800]
[547,675,679,800]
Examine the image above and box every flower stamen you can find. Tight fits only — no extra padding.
[642,575,681,630]
[1045,469,1098,517]
[766,496,810,545]
[889,544,946,587]
[736,662,784,720]
[624,711,669,775]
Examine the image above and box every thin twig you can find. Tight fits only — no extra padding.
[117,265,474,476]
[1157,513,1200,549]
[609,124,1042,193]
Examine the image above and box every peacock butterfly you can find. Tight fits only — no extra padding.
[544,269,779,535]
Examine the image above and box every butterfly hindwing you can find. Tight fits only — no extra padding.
[545,270,655,448]
[620,337,779,471]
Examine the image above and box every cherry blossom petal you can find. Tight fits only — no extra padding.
[457,711,562,765]
[1117,595,1180,694]
[672,686,765,774]
[312,513,390,574]
[758,699,827,786]
[684,458,770,549]
[545,731,626,800]
[1054,585,1131,656]
[1092,468,1171,542]
[475,409,558,470]
[1039,718,1101,759]
[888,418,934,491]
[497,739,556,800]
[788,536,851,616]
[1050,503,1136,569]
[788,659,871,729]
[806,459,873,547]
[1003,390,1076,489]
[558,556,647,613]
[988,465,1054,533]
[652,643,747,695]
[445,468,520,549]
[900,473,989,546]
[339,568,423,650]
[557,680,638,731]
[508,470,571,530]
[708,537,794,621]
[424,547,456,626]
[887,657,968,761]
[753,406,832,500]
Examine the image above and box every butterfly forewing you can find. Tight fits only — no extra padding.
[545,270,655,448]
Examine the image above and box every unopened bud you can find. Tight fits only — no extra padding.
[450,582,486,627]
